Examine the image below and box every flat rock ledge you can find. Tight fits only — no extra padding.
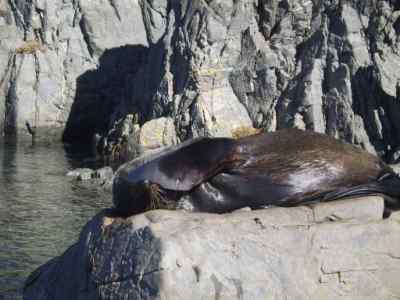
[24,197,400,300]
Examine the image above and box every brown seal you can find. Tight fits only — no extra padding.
[112,128,400,216]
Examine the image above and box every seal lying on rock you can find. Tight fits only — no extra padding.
[113,128,400,216]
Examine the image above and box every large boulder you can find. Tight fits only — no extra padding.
[23,196,400,300]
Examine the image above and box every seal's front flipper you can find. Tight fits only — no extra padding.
[154,137,237,191]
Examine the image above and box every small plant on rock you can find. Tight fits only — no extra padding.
[15,40,45,54]
[231,126,262,139]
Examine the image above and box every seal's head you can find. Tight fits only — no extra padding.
[112,177,150,216]
[112,176,178,217]
[111,137,235,216]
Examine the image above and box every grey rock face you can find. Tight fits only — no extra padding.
[0,0,147,141]
[79,0,400,160]
[79,0,148,57]
[23,196,400,300]
[1,1,400,159]
[139,117,178,150]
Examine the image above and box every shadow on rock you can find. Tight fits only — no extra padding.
[62,45,149,145]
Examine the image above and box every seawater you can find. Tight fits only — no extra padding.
[0,141,111,299]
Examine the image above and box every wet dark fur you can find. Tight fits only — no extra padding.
[113,129,400,216]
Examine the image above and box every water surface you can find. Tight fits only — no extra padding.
[0,141,111,299]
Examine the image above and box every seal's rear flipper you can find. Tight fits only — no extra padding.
[317,173,400,218]
[278,173,400,218]
[322,174,400,205]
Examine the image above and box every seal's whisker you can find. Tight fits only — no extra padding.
[147,183,171,210]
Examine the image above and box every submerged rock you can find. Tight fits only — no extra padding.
[93,166,114,182]
[66,167,114,191]
[23,196,400,300]
[66,168,94,181]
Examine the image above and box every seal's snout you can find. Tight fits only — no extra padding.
[112,176,151,217]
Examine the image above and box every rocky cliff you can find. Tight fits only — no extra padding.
[23,196,400,300]
[1,0,400,158]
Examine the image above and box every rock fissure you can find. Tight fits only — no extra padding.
[0,52,15,90]
[94,268,164,287]
[7,0,27,32]
[107,0,121,22]
[4,53,18,135]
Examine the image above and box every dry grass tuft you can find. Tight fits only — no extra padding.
[231,126,262,139]
[15,40,45,54]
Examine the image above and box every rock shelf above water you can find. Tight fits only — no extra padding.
[24,196,400,300]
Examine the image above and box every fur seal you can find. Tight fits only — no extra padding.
[112,128,400,216]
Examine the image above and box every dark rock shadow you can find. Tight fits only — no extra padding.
[352,66,400,159]
[62,45,149,145]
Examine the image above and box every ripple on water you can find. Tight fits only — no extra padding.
[0,142,111,299]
